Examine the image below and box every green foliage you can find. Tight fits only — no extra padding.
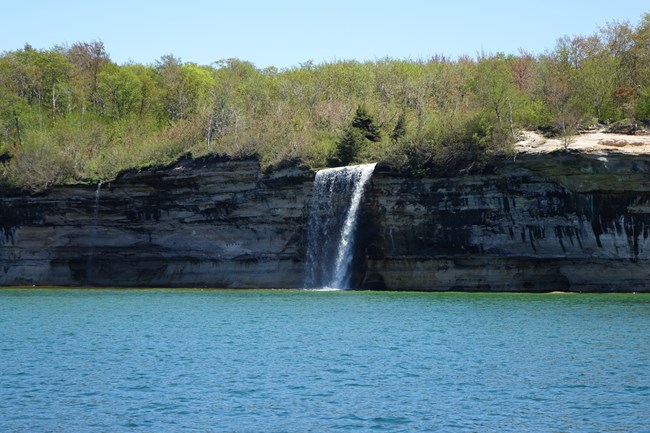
[351,106,382,142]
[6,130,75,191]
[635,87,650,122]
[1,13,650,190]
[155,56,213,121]
[329,106,383,166]
[331,127,366,166]
[390,112,407,143]
[97,64,143,119]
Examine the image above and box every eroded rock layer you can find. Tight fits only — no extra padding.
[1,156,312,288]
[361,153,650,292]
[1,152,649,291]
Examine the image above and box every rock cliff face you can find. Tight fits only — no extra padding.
[1,156,312,288]
[1,152,649,292]
[360,153,650,292]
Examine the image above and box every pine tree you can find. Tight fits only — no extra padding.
[332,127,366,166]
[351,106,381,142]
[390,112,406,143]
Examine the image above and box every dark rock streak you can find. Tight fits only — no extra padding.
[1,153,649,292]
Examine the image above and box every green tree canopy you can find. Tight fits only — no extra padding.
[2,11,650,191]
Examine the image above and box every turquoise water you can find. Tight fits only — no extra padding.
[1,289,649,432]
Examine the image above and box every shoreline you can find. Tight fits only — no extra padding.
[1,286,648,295]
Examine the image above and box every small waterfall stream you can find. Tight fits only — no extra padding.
[304,163,376,289]
[94,181,103,215]
[86,181,103,282]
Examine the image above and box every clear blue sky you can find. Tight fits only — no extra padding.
[2,1,648,68]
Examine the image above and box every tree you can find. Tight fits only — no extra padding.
[331,126,366,166]
[13,46,73,124]
[156,56,212,121]
[574,54,618,121]
[473,54,517,138]
[536,52,581,138]
[67,40,110,112]
[390,112,407,143]
[351,105,381,142]
[330,106,383,166]
[97,64,143,119]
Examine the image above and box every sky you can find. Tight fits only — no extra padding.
[2,1,648,69]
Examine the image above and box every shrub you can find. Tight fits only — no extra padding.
[6,132,75,192]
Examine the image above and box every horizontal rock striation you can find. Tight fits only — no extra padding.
[361,153,650,292]
[1,156,313,288]
[2,152,649,292]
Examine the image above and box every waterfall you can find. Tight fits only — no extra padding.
[94,181,103,214]
[304,163,376,289]
[86,181,102,283]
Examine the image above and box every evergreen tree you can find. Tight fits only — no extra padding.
[351,105,381,142]
[330,106,383,166]
[390,112,406,143]
[331,127,366,166]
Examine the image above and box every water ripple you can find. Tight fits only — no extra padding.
[0,289,649,432]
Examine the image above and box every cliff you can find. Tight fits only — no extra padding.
[1,155,312,288]
[1,152,649,292]
[361,153,650,292]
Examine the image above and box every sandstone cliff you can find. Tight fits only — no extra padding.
[361,153,650,292]
[1,152,649,292]
[1,155,312,288]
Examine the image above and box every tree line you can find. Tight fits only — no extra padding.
[1,13,649,191]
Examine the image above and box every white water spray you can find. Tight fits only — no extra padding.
[94,181,103,216]
[86,181,103,282]
[304,163,376,289]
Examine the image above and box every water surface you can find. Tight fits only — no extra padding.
[1,289,649,432]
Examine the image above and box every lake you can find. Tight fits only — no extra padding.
[1,289,649,432]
